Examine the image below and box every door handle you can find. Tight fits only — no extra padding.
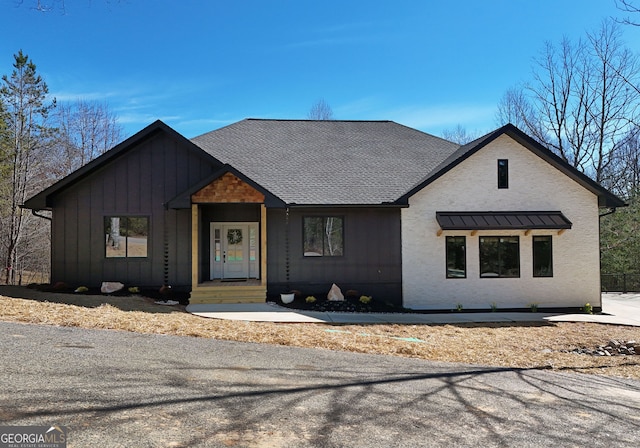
[223,251,226,263]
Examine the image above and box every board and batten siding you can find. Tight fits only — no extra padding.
[50,131,219,289]
[402,134,601,310]
[267,207,403,304]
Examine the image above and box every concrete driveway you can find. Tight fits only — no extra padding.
[1,321,639,447]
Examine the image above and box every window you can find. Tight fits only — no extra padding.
[498,159,509,189]
[446,236,466,278]
[303,216,343,256]
[105,216,148,258]
[479,236,519,278]
[533,235,553,277]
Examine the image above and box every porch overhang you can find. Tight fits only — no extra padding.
[436,211,573,231]
[165,164,285,209]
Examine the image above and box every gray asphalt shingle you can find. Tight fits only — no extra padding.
[191,119,460,205]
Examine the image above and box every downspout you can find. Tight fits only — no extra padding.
[285,207,290,292]
[598,206,619,305]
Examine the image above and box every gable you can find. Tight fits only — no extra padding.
[398,124,625,209]
[411,133,602,212]
[192,172,265,203]
[23,120,222,210]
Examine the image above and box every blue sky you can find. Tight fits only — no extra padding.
[2,0,640,138]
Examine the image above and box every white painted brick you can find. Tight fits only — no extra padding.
[401,135,601,310]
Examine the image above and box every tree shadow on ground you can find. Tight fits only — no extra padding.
[0,285,186,314]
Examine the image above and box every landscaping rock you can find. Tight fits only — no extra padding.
[564,340,639,356]
[327,283,344,301]
[101,282,125,294]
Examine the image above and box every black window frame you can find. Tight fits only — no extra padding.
[498,159,509,189]
[302,216,344,257]
[479,236,520,278]
[104,215,150,259]
[446,236,466,279]
[533,235,553,277]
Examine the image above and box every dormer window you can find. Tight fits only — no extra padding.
[498,159,509,189]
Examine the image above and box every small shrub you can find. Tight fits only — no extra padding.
[74,286,89,293]
[529,303,538,312]
[305,296,316,303]
[490,302,498,312]
[456,303,463,312]
[584,302,593,314]
[128,286,140,293]
[359,295,372,304]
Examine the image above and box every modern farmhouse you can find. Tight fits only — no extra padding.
[23,119,625,310]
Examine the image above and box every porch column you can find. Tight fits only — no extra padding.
[261,204,267,287]
[191,204,199,287]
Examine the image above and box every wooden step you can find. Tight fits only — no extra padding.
[190,285,266,304]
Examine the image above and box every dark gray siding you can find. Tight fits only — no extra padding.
[50,131,219,289]
[267,207,403,305]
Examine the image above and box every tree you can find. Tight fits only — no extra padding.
[441,124,481,145]
[601,192,640,275]
[616,0,640,25]
[0,50,56,284]
[496,21,640,190]
[15,0,122,13]
[51,99,123,177]
[307,99,334,120]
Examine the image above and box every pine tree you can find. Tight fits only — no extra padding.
[0,50,55,284]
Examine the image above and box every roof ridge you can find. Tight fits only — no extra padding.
[244,118,393,123]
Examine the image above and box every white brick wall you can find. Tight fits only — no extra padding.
[401,134,601,310]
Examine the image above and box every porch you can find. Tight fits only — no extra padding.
[187,170,270,304]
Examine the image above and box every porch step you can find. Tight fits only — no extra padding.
[190,285,266,304]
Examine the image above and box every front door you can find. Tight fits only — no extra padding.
[222,225,248,278]
[210,222,259,280]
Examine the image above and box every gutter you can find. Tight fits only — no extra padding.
[599,207,618,219]
[20,206,52,221]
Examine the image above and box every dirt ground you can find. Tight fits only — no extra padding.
[0,285,638,380]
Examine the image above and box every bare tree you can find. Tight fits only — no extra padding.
[441,124,482,145]
[51,100,124,178]
[497,20,640,186]
[15,0,123,13]
[615,0,640,25]
[307,99,334,120]
[605,127,640,197]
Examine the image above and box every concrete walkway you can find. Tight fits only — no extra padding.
[186,293,640,326]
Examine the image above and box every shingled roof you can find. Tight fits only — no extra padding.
[191,119,460,205]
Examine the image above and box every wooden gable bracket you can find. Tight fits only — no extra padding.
[437,229,443,237]
[557,229,566,236]
[470,230,478,236]
[524,229,532,236]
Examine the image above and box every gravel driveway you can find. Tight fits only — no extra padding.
[1,321,639,447]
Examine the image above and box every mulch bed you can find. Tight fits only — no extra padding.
[274,294,410,313]
[28,282,191,305]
